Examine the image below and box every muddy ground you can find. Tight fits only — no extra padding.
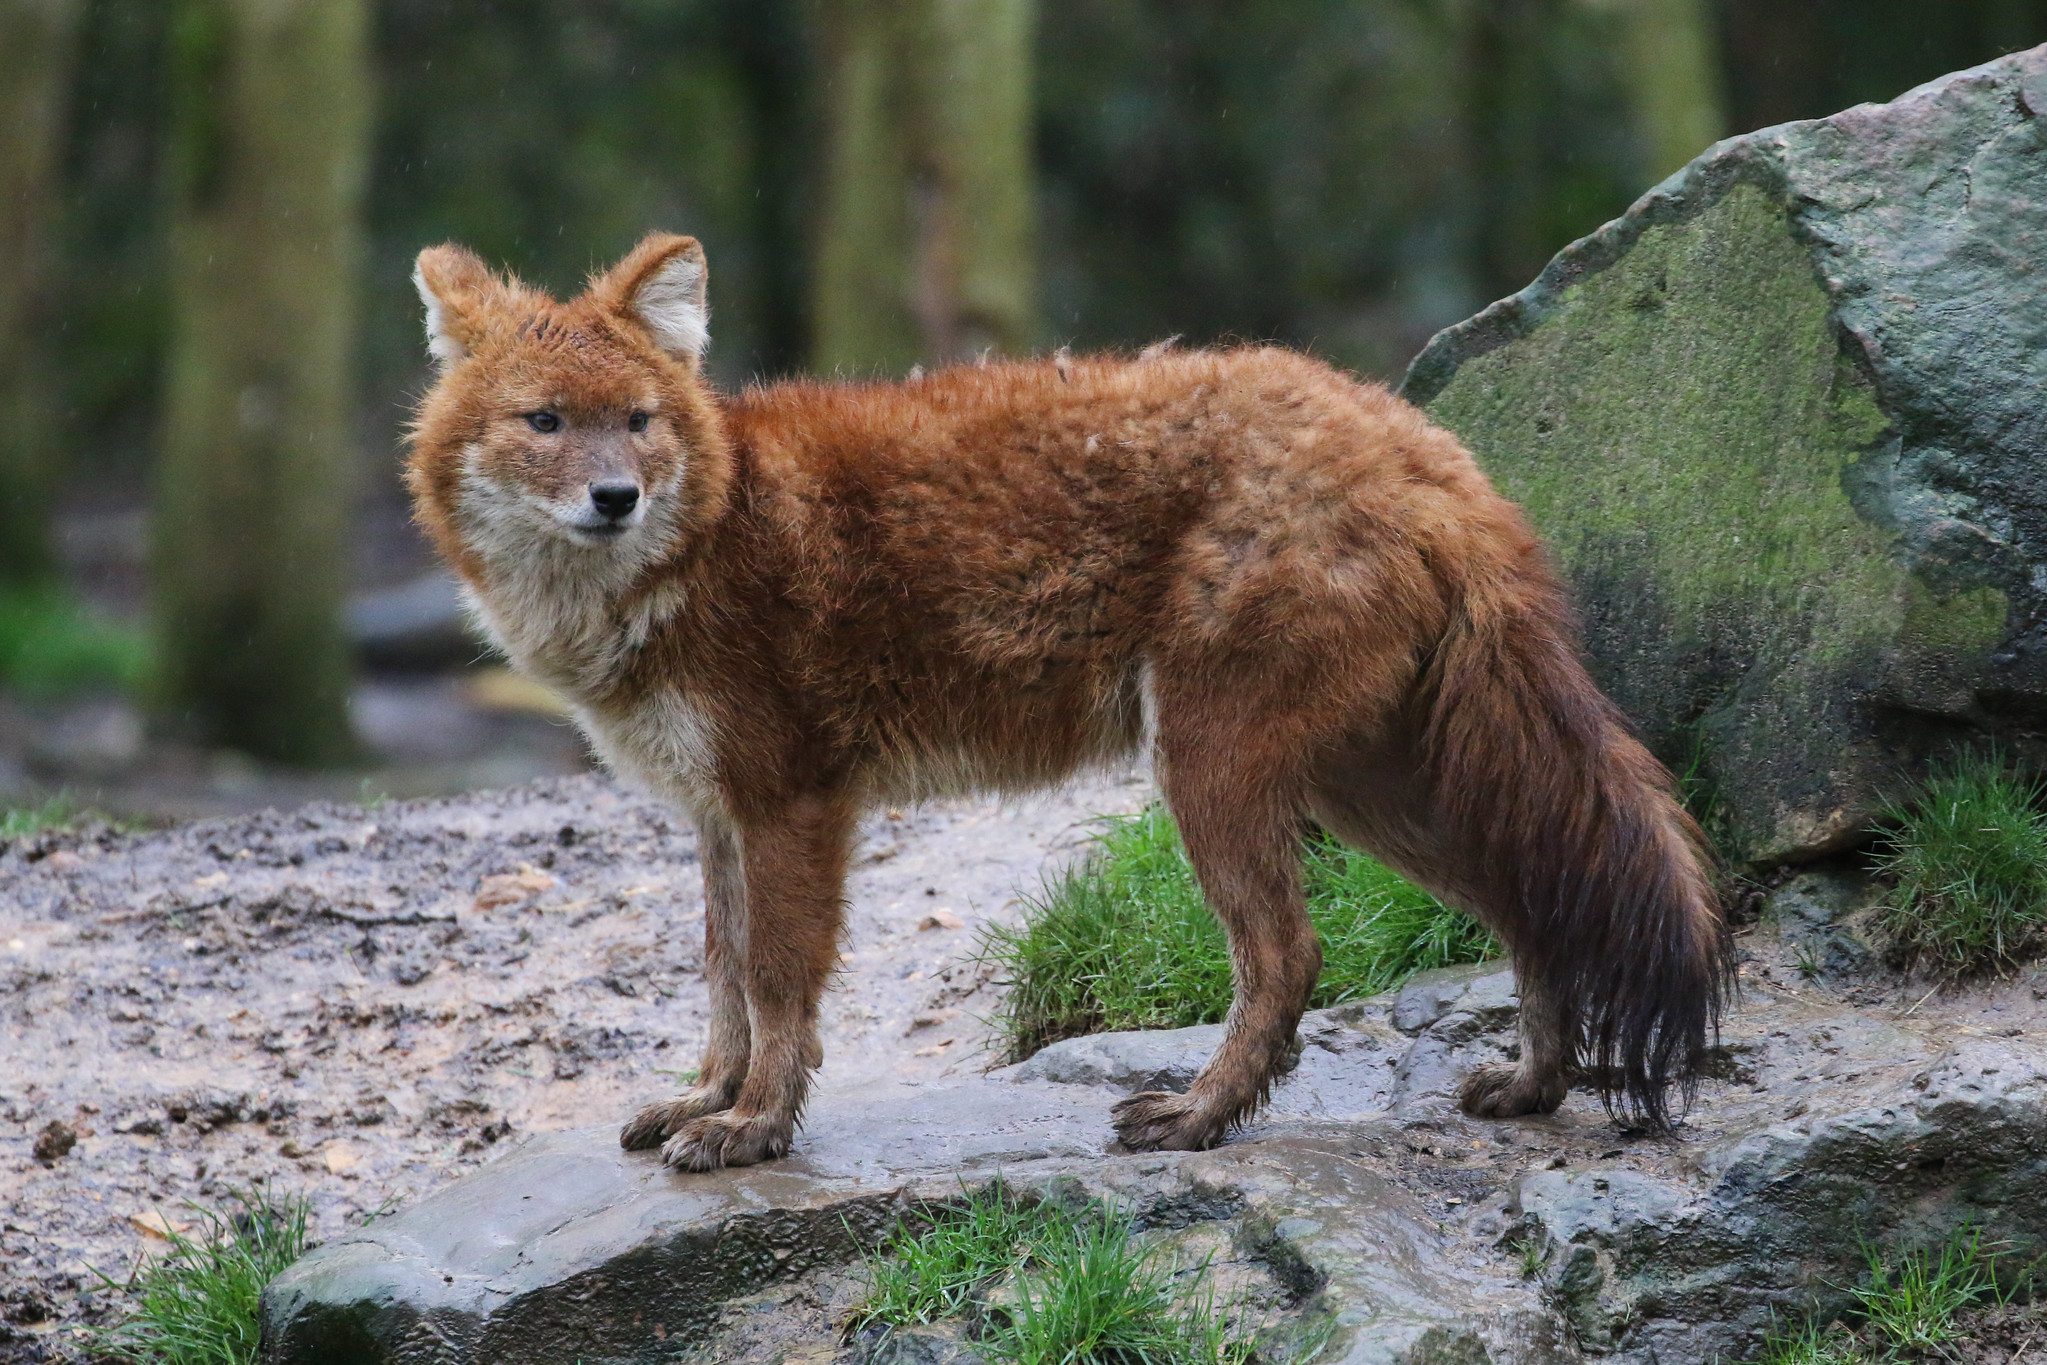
[0,769,1147,1360]
[11,771,2047,1364]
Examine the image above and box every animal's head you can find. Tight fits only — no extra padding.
[406,232,731,585]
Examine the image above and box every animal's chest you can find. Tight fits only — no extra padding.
[468,577,722,809]
[577,687,722,812]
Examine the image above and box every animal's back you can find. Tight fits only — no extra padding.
[709,347,1507,796]
[725,348,1505,658]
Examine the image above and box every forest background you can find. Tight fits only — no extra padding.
[1,0,2043,789]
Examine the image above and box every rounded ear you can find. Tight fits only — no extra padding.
[594,233,709,365]
[413,244,499,367]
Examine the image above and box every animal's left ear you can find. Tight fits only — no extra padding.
[594,233,710,366]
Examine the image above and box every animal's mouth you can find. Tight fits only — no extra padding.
[555,499,646,542]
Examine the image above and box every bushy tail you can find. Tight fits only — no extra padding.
[1420,559,1732,1132]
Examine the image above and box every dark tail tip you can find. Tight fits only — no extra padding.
[1576,810,1735,1135]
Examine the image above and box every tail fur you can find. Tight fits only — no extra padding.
[1421,558,1732,1132]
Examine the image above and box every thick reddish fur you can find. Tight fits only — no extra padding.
[407,233,1730,1169]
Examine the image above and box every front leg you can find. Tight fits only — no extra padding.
[623,810,754,1150]
[661,795,853,1171]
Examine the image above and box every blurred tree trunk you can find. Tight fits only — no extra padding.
[155,0,369,764]
[814,0,919,373]
[813,0,1036,373]
[1718,0,1824,131]
[0,0,85,588]
[1611,0,1725,181]
[1467,0,1708,300]
[904,0,1036,360]
[1468,0,1555,298]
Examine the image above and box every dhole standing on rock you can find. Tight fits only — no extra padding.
[406,232,1731,1172]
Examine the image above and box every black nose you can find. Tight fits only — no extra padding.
[589,481,640,520]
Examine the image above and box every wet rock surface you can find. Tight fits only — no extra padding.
[260,1083,1560,1365]
[11,779,2047,1364]
[259,866,2047,1365]
[1404,44,2047,863]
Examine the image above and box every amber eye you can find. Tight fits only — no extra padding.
[527,411,561,433]
[628,411,649,433]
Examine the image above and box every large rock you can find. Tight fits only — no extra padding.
[255,966,1557,1365]
[261,937,2047,1365]
[1520,1034,2047,1359]
[1402,45,2047,863]
[260,972,1560,1365]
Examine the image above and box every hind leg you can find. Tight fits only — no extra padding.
[1112,734,1320,1152]
[622,810,753,1150]
[1305,738,1573,1121]
[1460,979,1570,1118]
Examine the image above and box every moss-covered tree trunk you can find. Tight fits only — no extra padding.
[0,0,85,587]
[813,0,1035,373]
[1613,0,1725,182]
[155,0,369,764]
[813,0,919,374]
[903,0,1036,361]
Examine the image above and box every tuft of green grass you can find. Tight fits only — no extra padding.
[1676,721,1731,858]
[1849,1225,2011,1356]
[977,804,1497,1062]
[1874,755,2047,976]
[1305,835,1499,999]
[853,1183,1253,1364]
[91,1188,311,1365]
[3,792,139,840]
[1745,1223,2026,1365]
[4,793,82,839]
[853,1181,1056,1330]
[0,586,149,698]
[1000,1211,1249,1365]
[1753,1317,1859,1365]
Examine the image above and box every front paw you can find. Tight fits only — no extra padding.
[660,1112,793,1171]
[1458,1064,1567,1119]
[620,1086,735,1151]
[1111,1091,1226,1152]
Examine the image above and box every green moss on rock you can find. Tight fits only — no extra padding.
[1426,184,2001,859]
[1405,49,2047,862]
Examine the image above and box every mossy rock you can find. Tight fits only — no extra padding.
[1403,46,2047,864]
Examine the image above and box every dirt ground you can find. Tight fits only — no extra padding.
[0,768,1148,1360]
[1953,1302,2047,1363]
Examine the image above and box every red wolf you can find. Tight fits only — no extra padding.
[406,232,1729,1171]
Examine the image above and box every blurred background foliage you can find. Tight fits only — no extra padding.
[46,0,2047,478]
[2,0,2045,788]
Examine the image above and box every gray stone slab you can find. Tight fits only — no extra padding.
[261,949,2047,1365]
[261,1081,1117,1365]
